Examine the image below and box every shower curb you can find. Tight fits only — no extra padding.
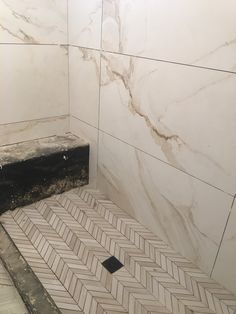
[0,223,61,314]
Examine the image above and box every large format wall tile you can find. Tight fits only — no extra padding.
[100,52,236,195]
[98,132,233,274]
[103,0,236,72]
[0,45,68,124]
[0,115,69,146]
[69,46,100,127]
[70,116,98,187]
[68,0,102,49]
[212,201,236,295]
[0,0,67,44]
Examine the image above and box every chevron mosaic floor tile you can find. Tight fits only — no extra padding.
[0,187,236,314]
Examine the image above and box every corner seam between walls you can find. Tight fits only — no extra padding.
[71,115,98,131]
[96,0,104,189]
[67,0,71,132]
[210,194,236,277]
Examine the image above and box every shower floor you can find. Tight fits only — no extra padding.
[0,188,236,314]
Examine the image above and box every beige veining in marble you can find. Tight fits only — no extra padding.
[102,0,236,72]
[100,52,236,195]
[98,132,233,274]
[0,0,67,44]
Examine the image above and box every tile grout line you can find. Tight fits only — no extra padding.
[71,115,97,130]
[96,0,105,189]
[0,114,69,127]
[66,44,236,75]
[0,43,68,46]
[67,0,71,133]
[70,115,234,198]
[0,134,63,149]
[210,193,236,277]
[98,128,235,197]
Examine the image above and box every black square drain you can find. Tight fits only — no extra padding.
[102,256,123,274]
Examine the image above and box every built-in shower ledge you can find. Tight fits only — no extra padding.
[0,134,89,214]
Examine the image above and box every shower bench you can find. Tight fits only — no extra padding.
[0,134,89,215]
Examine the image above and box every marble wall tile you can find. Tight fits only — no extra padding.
[70,116,98,187]
[69,46,100,128]
[100,52,236,195]
[68,0,102,49]
[0,45,68,125]
[0,116,69,146]
[98,132,233,274]
[102,0,236,72]
[0,0,67,44]
[212,200,236,295]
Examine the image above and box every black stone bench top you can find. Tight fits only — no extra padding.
[0,134,88,167]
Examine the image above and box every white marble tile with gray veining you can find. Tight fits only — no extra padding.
[0,116,69,147]
[100,52,236,195]
[98,132,233,274]
[69,0,102,49]
[102,0,236,72]
[0,0,67,44]
[69,46,100,128]
[0,45,68,125]
[70,116,98,187]
[212,200,236,296]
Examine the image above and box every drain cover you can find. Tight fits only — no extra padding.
[102,256,123,274]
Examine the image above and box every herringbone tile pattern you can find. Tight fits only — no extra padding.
[1,188,236,314]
